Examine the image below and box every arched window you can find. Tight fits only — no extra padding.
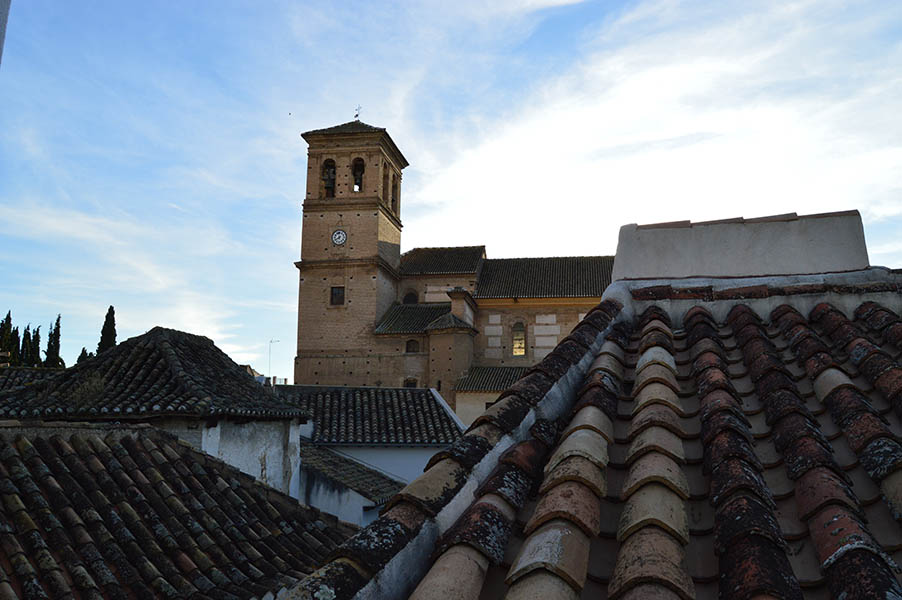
[403,378,417,388]
[352,158,365,193]
[512,322,526,356]
[403,291,418,305]
[405,339,419,353]
[322,159,336,198]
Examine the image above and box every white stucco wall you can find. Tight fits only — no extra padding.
[297,467,377,526]
[200,419,301,494]
[333,446,438,483]
[611,210,869,280]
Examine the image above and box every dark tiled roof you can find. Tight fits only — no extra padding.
[424,313,474,331]
[455,367,529,392]
[400,246,485,276]
[473,256,614,298]
[302,120,385,136]
[299,442,404,504]
[0,367,63,392]
[288,277,902,600]
[275,386,463,446]
[0,422,356,600]
[0,327,303,420]
[374,303,451,334]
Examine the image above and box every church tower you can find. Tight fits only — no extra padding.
[294,121,408,384]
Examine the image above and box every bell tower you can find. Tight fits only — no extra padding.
[294,121,409,384]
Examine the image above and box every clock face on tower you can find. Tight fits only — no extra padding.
[331,229,347,245]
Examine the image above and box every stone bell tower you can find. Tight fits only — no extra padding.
[294,121,409,384]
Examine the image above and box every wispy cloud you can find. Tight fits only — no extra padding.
[1,0,900,378]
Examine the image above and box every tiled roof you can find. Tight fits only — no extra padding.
[302,120,385,136]
[0,422,356,600]
[0,367,63,392]
[400,246,485,275]
[374,303,451,334]
[424,313,474,331]
[0,327,303,420]
[298,442,404,504]
[287,276,902,600]
[455,367,529,393]
[275,386,463,446]
[473,256,614,298]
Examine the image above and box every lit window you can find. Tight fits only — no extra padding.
[512,322,526,356]
[330,286,345,305]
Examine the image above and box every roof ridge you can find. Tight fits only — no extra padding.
[402,245,486,253]
[484,255,613,261]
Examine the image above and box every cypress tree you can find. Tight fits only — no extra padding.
[30,326,41,367]
[77,347,90,364]
[97,306,116,354]
[44,315,64,368]
[0,311,10,352]
[9,327,20,366]
[21,326,32,366]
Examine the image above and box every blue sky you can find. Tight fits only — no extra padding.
[1,0,901,378]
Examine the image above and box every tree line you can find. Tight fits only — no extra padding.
[0,306,118,368]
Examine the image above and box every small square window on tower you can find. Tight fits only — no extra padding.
[330,286,345,305]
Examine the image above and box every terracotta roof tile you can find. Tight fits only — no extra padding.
[373,302,452,334]
[621,452,689,501]
[455,367,529,393]
[628,403,682,440]
[297,443,403,504]
[385,458,468,517]
[560,405,613,444]
[473,256,613,299]
[504,570,579,600]
[278,385,462,446]
[617,482,689,545]
[288,288,902,599]
[506,519,591,591]
[634,382,684,417]
[408,544,489,600]
[400,246,485,275]
[545,429,608,474]
[539,456,606,498]
[627,426,685,465]
[435,502,513,565]
[0,424,356,600]
[608,526,695,600]
[0,328,301,420]
[525,481,600,537]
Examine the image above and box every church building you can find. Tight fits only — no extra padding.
[294,120,613,423]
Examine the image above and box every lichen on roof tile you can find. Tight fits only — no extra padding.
[506,519,590,592]
[525,480,600,537]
